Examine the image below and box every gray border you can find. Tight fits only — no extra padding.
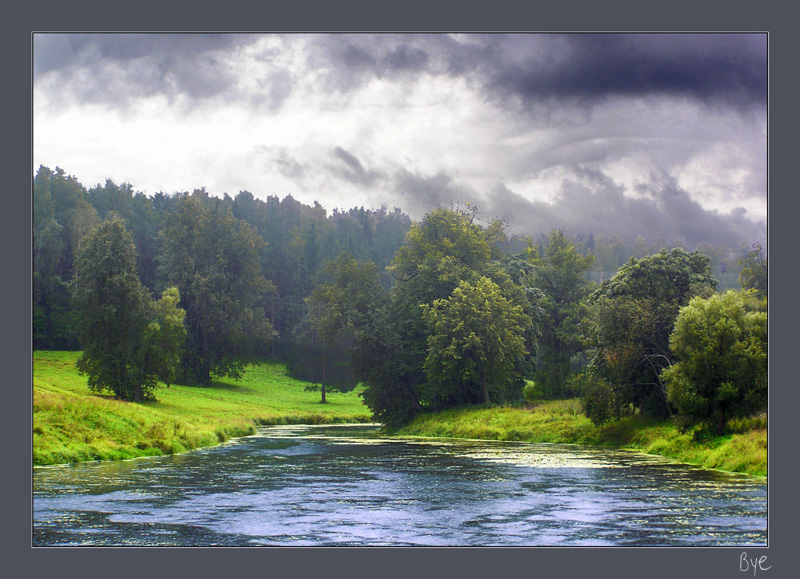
[5,1,799,578]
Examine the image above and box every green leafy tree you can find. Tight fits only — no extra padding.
[526,230,595,398]
[160,194,275,385]
[303,253,384,403]
[586,248,717,418]
[662,290,767,433]
[421,277,531,407]
[389,207,498,394]
[145,286,188,388]
[738,244,767,297]
[74,216,185,401]
[354,301,419,427]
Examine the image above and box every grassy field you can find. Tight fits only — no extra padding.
[396,400,767,478]
[33,352,767,477]
[33,351,372,466]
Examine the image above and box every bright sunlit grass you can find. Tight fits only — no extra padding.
[33,351,371,465]
[397,401,767,477]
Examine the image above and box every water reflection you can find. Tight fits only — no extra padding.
[33,424,767,546]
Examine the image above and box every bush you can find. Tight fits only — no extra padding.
[572,371,616,426]
[522,381,540,403]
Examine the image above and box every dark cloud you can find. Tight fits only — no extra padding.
[264,148,307,180]
[304,33,766,112]
[483,34,767,110]
[36,33,766,114]
[492,172,763,248]
[390,165,764,249]
[331,147,382,187]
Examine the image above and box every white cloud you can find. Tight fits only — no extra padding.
[33,33,766,248]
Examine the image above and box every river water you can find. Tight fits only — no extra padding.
[33,424,767,547]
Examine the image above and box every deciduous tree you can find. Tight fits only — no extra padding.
[586,248,717,418]
[160,194,275,385]
[74,216,185,401]
[526,230,595,398]
[662,290,767,433]
[422,277,530,407]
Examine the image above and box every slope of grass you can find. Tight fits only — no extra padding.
[33,351,372,466]
[396,401,767,477]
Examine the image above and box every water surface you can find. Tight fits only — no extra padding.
[33,424,767,546]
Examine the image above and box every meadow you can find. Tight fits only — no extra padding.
[33,351,372,466]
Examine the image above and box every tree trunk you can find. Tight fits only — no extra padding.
[321,358,327,404]
[716,408,725,435]
[481,378,491,406]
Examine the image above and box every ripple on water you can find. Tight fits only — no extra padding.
[33,425,767,547]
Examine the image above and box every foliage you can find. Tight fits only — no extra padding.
[145,286,188,387]
[586,248,717,419]
[525,229,595,398]
[372,207,537,424]
[738,244,767,297]
[421,276,531,407]
[33,166,92,349]
[662,290,767,433]
[571,371,616,426]
[73,216,185,401]
[302,252,390,402]
[159,194,275,385]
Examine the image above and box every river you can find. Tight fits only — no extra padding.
[33,424,767,546]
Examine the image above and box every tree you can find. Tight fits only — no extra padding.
[388,207,498,399]
[74,216,185,401]
[145,286,188,388]
[662,290,767,433]
[160,194,275,385]
[738,244,767,297]
[422,277,531,407]
[303,253,384,403]
[526,230,595,398]
[586,248,717,419]
[33,165,91,350]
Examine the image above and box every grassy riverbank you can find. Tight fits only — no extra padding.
[396,400,767,478]
[33,351,372,466]
[33,352,767,477]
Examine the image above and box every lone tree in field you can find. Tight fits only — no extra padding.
[74,215,186,401]
[304,252,382,403]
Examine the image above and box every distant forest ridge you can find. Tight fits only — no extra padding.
[33,164,754,352]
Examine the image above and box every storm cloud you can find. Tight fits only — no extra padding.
[33,33,767,250]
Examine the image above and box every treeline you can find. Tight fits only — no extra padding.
[33,166,411,352]
[307,212,767,434]
[33,165,767,433]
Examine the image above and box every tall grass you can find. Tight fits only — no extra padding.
[33,351,372,466]
[397,401,767,477]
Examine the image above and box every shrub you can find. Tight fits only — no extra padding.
[572,371,616,426]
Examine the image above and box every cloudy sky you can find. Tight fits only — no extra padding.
[33,33,767,248]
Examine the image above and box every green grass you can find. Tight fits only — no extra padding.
[396,400,767,478]
[33,352,767,477]
[33,351,372,466]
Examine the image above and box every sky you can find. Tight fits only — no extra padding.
[33,33,767,248]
